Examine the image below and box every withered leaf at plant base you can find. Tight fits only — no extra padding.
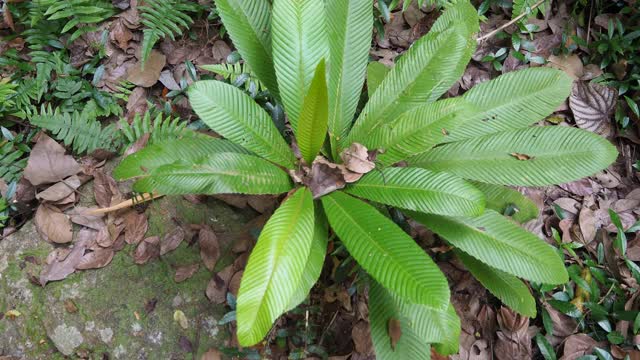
[569,81,617,138]
[93,170,123,208]
[34,204,73,244]
[307,161,346,199]
[40,238,90,285]
[126,50,167,87]
[206,265,234,304]
[124,211,148,245]
[199,225,220,271]
[160,227,185,255]
[543,302,578,338]
[36,176,81,202]
[341,143,375,174]
[134,236,161,264]
[23,134,80,186]
[388,318,402,350]
[174,263,200,283]
[352,320,374,356]
[76,248,115,270]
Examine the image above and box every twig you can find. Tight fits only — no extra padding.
[85,192,163,215]
[476,0,546,43]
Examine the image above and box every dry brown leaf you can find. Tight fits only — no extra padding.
[559,334,599,360]
[569,81,617,137]
[36,176,81,202]
[201,348,222,360]
[158,70,181,91]
[93,170,123,208]
[76,248,115,270]
[160,227,185,255]
[134,236,160,264]
[174,263,199,283]
[126,50,166,87]
[199,225,220,271]
[544,303,578,337]
[23,134,80,186]
[307,161,346,199]
[388,318,402,350]
[124,211,148,245]
[40,237,90,285]
[110,20,133,50]
[547,54,584,80]
[579,204,598,244]
[341,143,375,174]
[34,204,73,244]
[495,307,531,360]
[228,270,243,297]
[352,320,374,356]
[123,132,150,156]
[206,265,234,304]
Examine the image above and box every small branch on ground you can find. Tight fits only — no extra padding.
[476,0,546,43]
[86,192,163,215]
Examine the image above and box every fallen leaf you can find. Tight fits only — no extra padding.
[174,263,199,283]
[40,237,90,285]
[110,19,133,50]
[127,50,167,87]
[63,299,78,313]
[559,334,598,360]
[134,236,161,264]
[569,81,617,137]
[307,160,346,199]
[228,270,243,297]
[34,204,73,244]
[123,132,150,156]
[206,265,234,304]
[173,310,189,329]
[388,318,402,350]
[352,320,374,356]
[543,303,577,338]
[341,143,375,174]
[547,54,584,80]
[579,204,598,244]
[158,70,181,91]
[23,134,80,186]
[36,176,81,202]
[160,227,185,255]
[495,307,531,360]
[199,225,220,271]
[510,153,533,161]
[201,348,222,360]
[124,211,148,245]
[76,249,114,270]
[178,336,193,352]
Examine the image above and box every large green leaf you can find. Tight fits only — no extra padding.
[272,0,327,130]
[215,0,279,99]
[367,61,391,98]
[131,152,293,195]
[444,68,573,142]
[344,1,478,147]
[321,191,449,308]
[297,60,329,164]
[410,126,618,186]
[369,280,460,359]
[364,98,477,166]
[286,207,328,311]
[237,188,315,345]
[410,210,568,284]
[113,135,249,180]
[326,0,373,152]
[456,250,536,317]
[344,167,485,217]
[471,181,539,223]
[188,80,296,168]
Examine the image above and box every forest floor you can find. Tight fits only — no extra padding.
[0,0,639,359]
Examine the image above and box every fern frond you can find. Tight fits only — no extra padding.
[0,141,29,183]
[200,62,266,92]
[119,110,194,149]
[139,0,199,64]
[44,0,115,42]
[29,104,120,154]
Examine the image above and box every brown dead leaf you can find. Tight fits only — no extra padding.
[127,50,166,87]
[34,204,73,244]
[510,152,533,161]
[569,81,617,137]
[23,134,80,186]
[388,318,402,350]
[110,19,133,50]
[495,307,531,360]
[36,176,81,202]
[581,64,603,81]
[352,320,374,356]
[123,132,150,156]
[93,170,123,208]
[341,143,375,174]
[124,211,148,245]
[228,270,243,297]
[76,248,115,270]
[201,348,222,360]
[579,204,598,244]
[134,236,161,264]
[199,225,220,271]
[160,227,185,255]
[544,303,578,337]
[547,54,584,80]
[159,70,181,91]
[174,263,199,283]
[247,195,278,214]
[40,237,91,285]
[559,334,599,360]
[206,265,234,304]
[307,160,346,199]
[69,208,105,229]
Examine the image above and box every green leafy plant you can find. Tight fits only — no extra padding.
[139,0,200,64]
[42,0,115,42]
[119,110,193,148]
[114,0,618,356]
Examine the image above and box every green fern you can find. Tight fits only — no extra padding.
[119,110,193,149]
[0,131,34,183]
[139,0,199,64]
[200,62,267,92]
[29,104,121,154]
[43,0,115,42]
[0,79,17,114]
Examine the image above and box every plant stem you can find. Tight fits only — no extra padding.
[86,192,163,215]
[476,0,546,42]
